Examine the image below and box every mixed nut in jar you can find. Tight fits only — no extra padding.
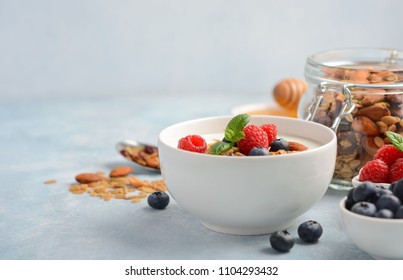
[299,48,403,189]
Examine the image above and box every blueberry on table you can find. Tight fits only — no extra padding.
[269,138,289,152]
[297,220,323,243]
[248,146,270,156]
[350,201,377,217]
[147,191,170,209]
[269,230,294,252]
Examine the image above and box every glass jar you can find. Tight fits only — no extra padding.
[299,48,403,190]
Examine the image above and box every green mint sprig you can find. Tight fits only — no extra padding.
[386,131,403,152]
[209,114,250,155]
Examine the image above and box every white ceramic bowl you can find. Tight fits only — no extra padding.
[158,115,337,235]
[339,198,403,259]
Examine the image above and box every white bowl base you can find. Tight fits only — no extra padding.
[200,220,296,236]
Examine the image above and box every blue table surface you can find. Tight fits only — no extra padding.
[0,92,370,260]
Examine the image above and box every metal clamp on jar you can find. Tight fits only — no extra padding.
[299,48,403,190]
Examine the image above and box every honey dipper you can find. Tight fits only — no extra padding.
[273,78,308,111]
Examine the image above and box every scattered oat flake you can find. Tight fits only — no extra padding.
[124,195,140,200]
[149,180,167,192]
[137,186,157,193]
[67,170,164,204]
[44,180,57,184]
[137,192,148,198]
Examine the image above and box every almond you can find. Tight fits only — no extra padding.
[361,93,385,107]
[75,173,102,184]
[109,166,133,178]
[361,136,379,157]
[356,106,391,122]
[344,69,370,83]
[351,116,379,136]
[288,141,308,151]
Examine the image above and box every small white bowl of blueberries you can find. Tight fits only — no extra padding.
[339,178,403,259]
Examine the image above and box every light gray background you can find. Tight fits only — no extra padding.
[1,0,402,100]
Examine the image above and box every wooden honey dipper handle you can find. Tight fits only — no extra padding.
[273,78,308,111]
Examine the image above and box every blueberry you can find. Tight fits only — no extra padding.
[147,191,170,209]
[389,181,396,193]
[297,220,323,243]
[390,179,403,202]
[375,194,401,213]
[350,201,377,217]
[395,206,403,219]
[353,182,378,203]
[248,146,270,156]
[375,186,393,199]
[345,188,356,210]
[269,138,289,152]
[269,230,294,252]
[375,209,394,219]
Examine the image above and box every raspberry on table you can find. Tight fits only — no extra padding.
[390,158,403,183]
[177,135,207,153]
[359,159,390,183]
[238,125,269,155]
[260,123,278,146]
[374,144,403,167]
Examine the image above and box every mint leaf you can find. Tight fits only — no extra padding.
[225,130,245,143]
[209,114,250,155]
[209,141,232,155]
[224,114,250,143]
[386,131,403,152]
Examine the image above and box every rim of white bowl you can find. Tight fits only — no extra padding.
[159,115,337,160]
[351,170,391,188]
[339,197,403,224]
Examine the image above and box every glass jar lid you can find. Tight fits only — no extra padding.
[305,48,403,87]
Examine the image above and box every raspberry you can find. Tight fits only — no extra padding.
[374,144,403,167]
[359,159,389,183]
[177,135,207,153]
[238,125,269,155]
[260,124,278,145]
[390,158,403,183]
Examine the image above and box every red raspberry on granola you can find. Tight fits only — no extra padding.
[238,125,269,155]
[260,124,278,146]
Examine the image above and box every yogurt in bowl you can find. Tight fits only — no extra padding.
[158,115,337,235]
